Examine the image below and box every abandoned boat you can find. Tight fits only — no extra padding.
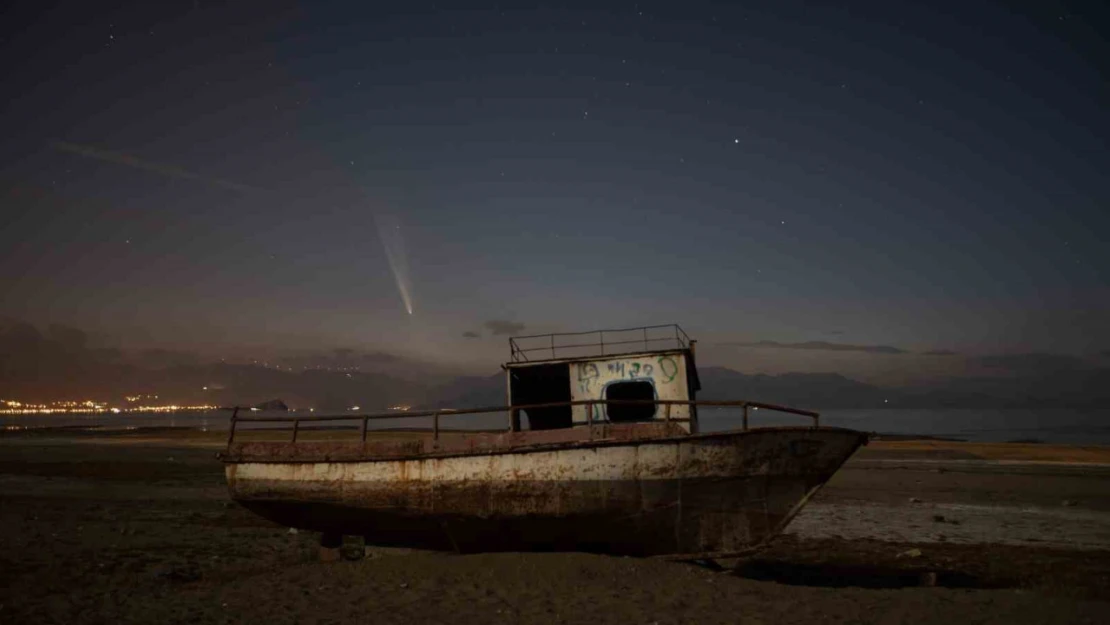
[220,325,866,559]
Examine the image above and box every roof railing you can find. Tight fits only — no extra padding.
[508,324,691,362]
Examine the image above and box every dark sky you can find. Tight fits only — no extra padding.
[1,0,1106,382]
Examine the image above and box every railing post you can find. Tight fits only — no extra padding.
[226,407,239,447]
[643,327,648,351]
[742,403,749,432]
[433,411,440,445]
[292,419,299,443]
[599,331,604,355]
[360,415,368,443]
[664,402,671,424]
[813,413,820,428]
[551,334,556,358]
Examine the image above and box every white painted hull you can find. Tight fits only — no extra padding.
[224,426,866,558]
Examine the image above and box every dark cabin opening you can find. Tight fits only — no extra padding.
[510,364,572,430]
[605,381,656,422]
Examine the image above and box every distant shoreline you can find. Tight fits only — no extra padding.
[4,406,1110,444]
[4,425,1110,464]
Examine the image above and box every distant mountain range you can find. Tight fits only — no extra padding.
[3,319,1109,410]
[425,366,1110,411]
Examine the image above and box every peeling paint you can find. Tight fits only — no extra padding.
[225,426,865,558]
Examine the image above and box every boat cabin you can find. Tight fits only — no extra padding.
[505,324,701,433]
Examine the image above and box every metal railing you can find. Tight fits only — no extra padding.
[508,324,691,362]
[225,399,819,446]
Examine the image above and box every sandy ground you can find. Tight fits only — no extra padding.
[1,430,1109,624]
[789,446,1110,551]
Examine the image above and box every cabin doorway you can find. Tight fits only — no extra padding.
[510,364,572,430]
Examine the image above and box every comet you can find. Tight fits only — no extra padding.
[374,213,413,315]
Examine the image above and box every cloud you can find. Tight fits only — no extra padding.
[139,348,202,368]
[923,349,959,356]
[732,340,907,355]
[462,331,481,339]
[483,320,525,336]
[52,141,265,194]
[974,353,1088,373]
[47,323,88,351]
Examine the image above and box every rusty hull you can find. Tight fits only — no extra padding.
[223,426,866,559]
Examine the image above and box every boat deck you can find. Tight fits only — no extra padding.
[220,398,825,463]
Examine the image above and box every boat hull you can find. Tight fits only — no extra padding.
[224,427,865,558]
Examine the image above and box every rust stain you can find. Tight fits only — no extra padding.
[224,426,865,558]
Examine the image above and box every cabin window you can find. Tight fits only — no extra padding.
[605,381,656,422]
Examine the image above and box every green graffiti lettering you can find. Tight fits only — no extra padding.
[577,362,599,381]
[657,356,678,383]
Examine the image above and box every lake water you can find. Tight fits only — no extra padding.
[703,408,1110,445]
[3,408,1108,444]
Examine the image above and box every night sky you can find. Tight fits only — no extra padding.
[2,1,1106,383]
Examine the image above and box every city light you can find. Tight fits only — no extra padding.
[124,394,159,403]
[0,398,219,415]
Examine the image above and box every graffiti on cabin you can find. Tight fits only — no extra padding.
[606,361,655,378]
[571,353,690,425]
[657,356,679,382]
[577,357,680,394]
[576,362,600,392]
